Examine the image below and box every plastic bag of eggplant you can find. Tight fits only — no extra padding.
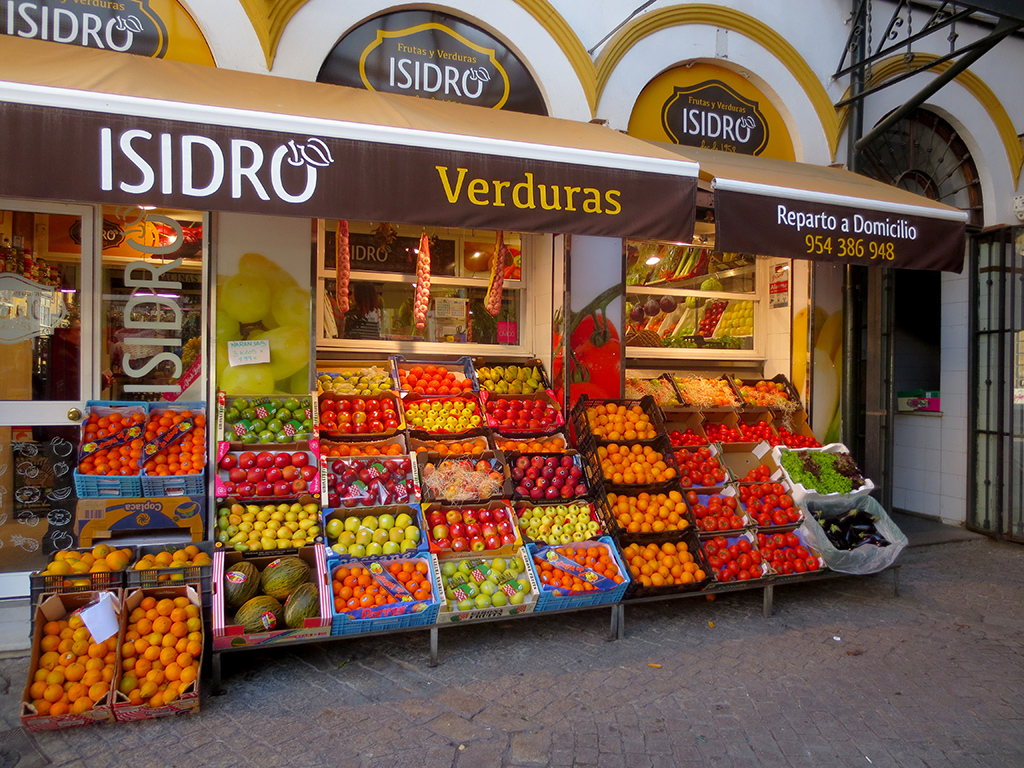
[798,495,908,574]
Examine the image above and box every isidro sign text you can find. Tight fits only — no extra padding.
[1,0,169,57]
[318,9,548,116]
[663,80,770,155]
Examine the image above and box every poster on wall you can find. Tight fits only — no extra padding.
[317,9,548,116]
[0,0,214,64]
[793,264,843,443]
[628,63,795,161]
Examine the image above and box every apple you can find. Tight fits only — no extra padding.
[265,467,283,484]
[449,522,465,539]
[485,535,501,550]
[465,522,482,538]
[291,479,307,493]
[256,481,274,497]
[428,510,445,528]
[435,537,452,550]
[300,465,318,481]
[445,509,463,525]
[219,455,237,470]
[431,524,449,541]
[238,452,257,469]
[470,536,486,552]
[256,451,275,469]
[274,452,291,468]
[545,486,560,500]
[451,537,469,552]
[228,467,246,484]
[493,508,508,523]
[481,522,497,538]
[500,532,517,546]
[477,509,493,524]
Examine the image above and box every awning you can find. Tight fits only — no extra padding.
[653,144,969,272]
[0,37,698,242]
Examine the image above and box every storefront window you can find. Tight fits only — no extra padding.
[624,240,758,351]
[318,222,524,349]
[93,206,205,402]
[0,208,81,402]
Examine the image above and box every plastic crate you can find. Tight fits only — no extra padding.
[690,489,752,538]
[621,530,713,598]
[29,554,130,615]
[125,541,214,608]
[140,401,207,496]
[316,362,396,395]
[390,355,478,393]
[216,392,318,446]
[472,358,551,392]
[597,483,697,544]
[771,443,876,505]
[569,395,665,446]
[528,536,630,611]
[421,500,521,559]
[73,472,143,498]
[329,553,443,635]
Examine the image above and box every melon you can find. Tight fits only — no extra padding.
[259,556,310,600]
[234,595,284,634]
[223,560,260,610]
[283,582,321,628]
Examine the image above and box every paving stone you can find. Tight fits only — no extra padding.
[455,738,507,768]
[510,729,551,765]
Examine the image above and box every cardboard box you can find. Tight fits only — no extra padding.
[897,390,941,412]
[436,547,539,623]
[76,497,205,546]
[421,500,521,559]
[21,591,120,731]
[112,585,202,721]
[478,389,565,434]
[716,443,784,484]
[211,545,331,650]
[214,441,320,499]
[416,450,512,504]
[317,390,406,439]
[323,503,427,561]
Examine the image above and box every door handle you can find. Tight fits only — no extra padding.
[67,408,82,422]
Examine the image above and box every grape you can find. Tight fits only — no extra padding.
[272,285,311,328]
[220,273,271,323]
[251,325,309,380]
[288,366,310,395]
[216,341,229,383]
[239,252,299,299]
[220,362,275,394]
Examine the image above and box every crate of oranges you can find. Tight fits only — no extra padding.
[140,402,207,497]
[620,533,712,597]
[126,543,214,609]
[113,586,203,720]
[30,546,134,615]
[75,401,147,497]
[571,396,665,446]
[590,438,680,491]
[600,487,695,541]
[329,554,443,636]
[21,591,120,730]
[528,537,629,611]
[321,435,409,458]
[493,431,569,455]
[408,432,492,456]
[391,356,478,394]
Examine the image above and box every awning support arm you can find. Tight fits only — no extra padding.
[853,15,1021,152]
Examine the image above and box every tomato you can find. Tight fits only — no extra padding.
[806,557,819,571]
[785,532,800,547]
[737,553,752,570]
[737,538,751,553]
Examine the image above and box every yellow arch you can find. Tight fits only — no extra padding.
[838,53,1023,186]
[236,0,598,111]
[594,5,841,157]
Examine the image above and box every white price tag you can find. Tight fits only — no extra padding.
[227,339,271,366]
[80,592,120,644]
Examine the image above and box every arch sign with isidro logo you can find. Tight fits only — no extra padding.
[0,0,214,65]
[318,10,548,116]
[628,63,794,161]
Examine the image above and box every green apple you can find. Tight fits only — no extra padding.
[395,513,413,528]
[559,533,573,544]
[400,540,419,553]
[587,521,601,533]
[441,561,459,578]
[513,557,525,572]
[404,527,421,543]
[348,543,366,558]
[540,515,553,527]
[490,558,507,573]
[479,580,497,596]
[550,524,563,537]
[457,561,474,576]
[366,542,383,556]
[509,591,525,605]
[457,598,475,611]
[344,517,360,534]
[473,594,491,609]
[572,531,587,542]
[382,541,401,555]
[490,591,508,608]
[462,582,479,599]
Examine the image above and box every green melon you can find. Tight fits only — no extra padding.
[259,556,310,600]
[223,560,260,610]
[234,595,284,634]
[283,582,321,628]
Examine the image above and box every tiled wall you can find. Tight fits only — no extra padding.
[892,270,969,524]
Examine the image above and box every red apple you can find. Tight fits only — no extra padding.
[485,535,501,550]
[219,455,237,470]
[451,537,468,552]
[265,467,283,483]
[274,452,291,468]
[291,453,309,467]
[256,451,275,469]
[238,452,257,469]
[273,481,292,496]
[470,536,486,551]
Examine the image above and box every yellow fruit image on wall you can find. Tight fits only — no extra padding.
[792,306,843,444]
[217,253,310,395]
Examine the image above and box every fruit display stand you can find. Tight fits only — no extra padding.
[472,358,550,394]
[316,364,396,395]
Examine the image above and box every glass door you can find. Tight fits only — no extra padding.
[0,201,96,597]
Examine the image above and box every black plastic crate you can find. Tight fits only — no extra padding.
[599,482,698,545]
[592,435,682,493]
[29,547,134,614]
[621,530,713,599]
[570,395,666,446]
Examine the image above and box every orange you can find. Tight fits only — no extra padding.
[88,682,109,703]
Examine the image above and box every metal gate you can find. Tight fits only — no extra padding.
[970,226,1024,539]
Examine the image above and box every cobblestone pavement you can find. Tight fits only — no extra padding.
[3,537,1023,768]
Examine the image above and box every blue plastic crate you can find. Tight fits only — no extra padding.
[528,536,629,612]
[74,471,143,498]
[140,473,206,497]
[328,553,443,636]
[323,503,427,562]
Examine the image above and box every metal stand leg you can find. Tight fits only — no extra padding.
[212,652,224,696]
[607,604,617,641]
[762,585,774,618]
[892,566,900,597]
[616,603,625,640]
[429,626,439,667]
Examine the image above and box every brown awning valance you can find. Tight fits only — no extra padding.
[0,37,697,242]
[653,144,968,272]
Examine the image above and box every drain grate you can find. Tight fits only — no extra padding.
[0,728,49,768]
